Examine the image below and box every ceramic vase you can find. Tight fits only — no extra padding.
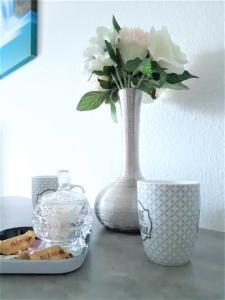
[95,88,143,232]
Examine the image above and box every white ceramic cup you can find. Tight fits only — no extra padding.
[137,180,200,266]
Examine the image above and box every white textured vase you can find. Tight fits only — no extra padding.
[95,88,143,232]
[137,180,200,266]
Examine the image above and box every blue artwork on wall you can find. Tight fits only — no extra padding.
[0,0,37,79]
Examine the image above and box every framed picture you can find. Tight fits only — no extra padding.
[0,0,37,79]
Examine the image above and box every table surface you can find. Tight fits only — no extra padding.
[0,197,225,300]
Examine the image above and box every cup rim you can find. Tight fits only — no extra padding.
[137,180,199,186]
[32,175,57,179]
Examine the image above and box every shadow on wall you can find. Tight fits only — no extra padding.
[163,50,225,116]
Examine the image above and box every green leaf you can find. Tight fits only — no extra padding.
[109,100,118,123]
[138,58,152,76]
[167,71,198,84]
[149,79,161,88]
[110,88,119,102]
[138,81,155,95]
[108,89,118,123]
[124,58,142,72]
[151,61,167,87]
[103,66,114,75]
[151,61,161,73]
[92,70,105,76]
[77,91,106,111]
[116,48,123,67]
[163,82,189,90]
[112,15,121,32]
[151,88,156,99]
[98,79,114,89]
[159,72,167,87]
[105,40,117,63]
[92,67,114,76]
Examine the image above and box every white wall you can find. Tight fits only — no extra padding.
[0,0,224,231]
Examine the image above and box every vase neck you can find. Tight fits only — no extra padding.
[119,88,142,179]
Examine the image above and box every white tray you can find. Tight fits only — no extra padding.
[0,227,90,274]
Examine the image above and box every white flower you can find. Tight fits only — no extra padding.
[83,26,118,74]
[118,27,148,63]
[83,53,113,74]
[89,27,118,55]
[147,26,188,75]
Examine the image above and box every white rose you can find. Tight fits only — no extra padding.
[147,26,188,74]
[118,27,148,63]
[89,26,118,55]
[83,26,118,75]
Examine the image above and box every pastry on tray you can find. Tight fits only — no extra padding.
[0,230,35,255]
[0,230,72,260]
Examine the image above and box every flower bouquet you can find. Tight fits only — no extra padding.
[77,16,197,122]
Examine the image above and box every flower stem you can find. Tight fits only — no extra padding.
[111,73,121,90]
[122,71,127,88]
[136,74,145,88]
[116,68,123,89]
[128,75,131,88]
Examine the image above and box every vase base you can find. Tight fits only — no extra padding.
[97,215,140,234]
[94,178,141,233]
[95,208,140,233]
[105,226,140,234]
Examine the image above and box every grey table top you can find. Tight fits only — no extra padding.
[0,197,224,300]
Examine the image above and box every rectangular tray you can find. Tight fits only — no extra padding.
[0,227,89,274]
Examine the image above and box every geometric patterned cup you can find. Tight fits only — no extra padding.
[32,176,58,208]
[137,180,200,266]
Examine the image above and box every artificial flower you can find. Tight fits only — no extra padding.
[147,26,188,74]
[83,53,113,74]
[77,16,197,120]
[118,27,148,63]
[83,26,118,74]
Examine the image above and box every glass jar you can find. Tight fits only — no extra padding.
[32,170,92,252]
